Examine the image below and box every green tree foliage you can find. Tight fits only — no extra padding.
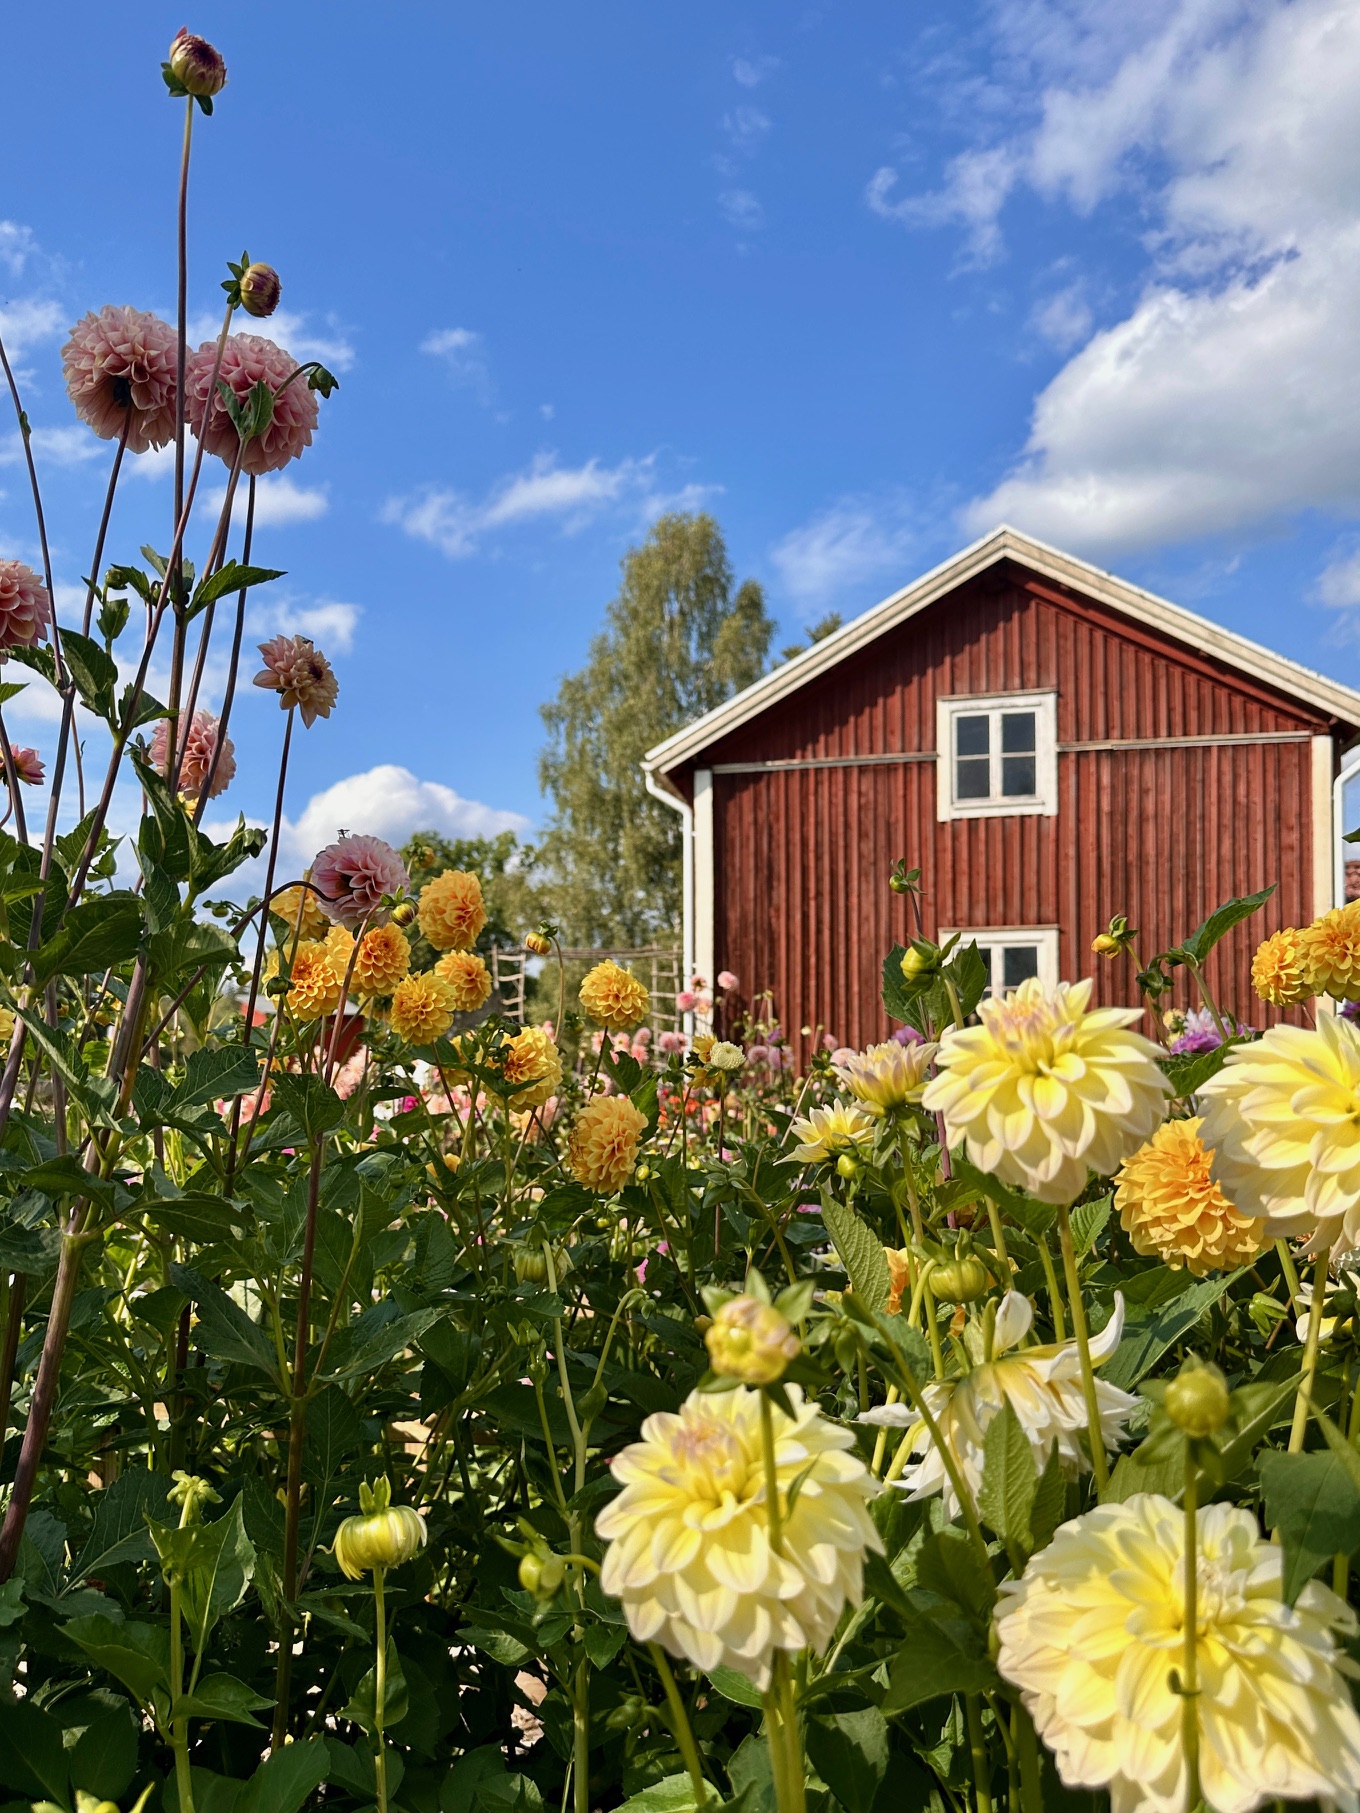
[780,610,843,662]
[537,512,773,946]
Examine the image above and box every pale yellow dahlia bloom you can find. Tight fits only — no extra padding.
[435,949,492,1013]
[333,1478,427,1579]
[859,1291,1136,1516]
[489,1026,562,1110]
[1199,1016,1360,1251]
[1300,902,1360,1001]
[790,1099,876,1162]
[596,1385,882,1687]
[351,923,411,997]
[920,976,1169,1204]
[1251,926,1313,1007]
[388,972,457,1046]
[705,1296,800,1384]
[994,1493,1360,1813]
[834,1039,939,1115]
[417,869,487,953]
[567,1094,648,1193]
[1114,1116,1265,1275]
[266,940,343,1020]
[579,959,651,1031]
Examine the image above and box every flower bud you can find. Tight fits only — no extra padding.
[168,1470,220,1524]
[514,1245,549,1284]
[333,1477,427,1578]
[519,1551,566,1600]
[168,28,227,97]
[836,1154,862,1180]
[524,931,553,956]
[1164,1361,1230,1438]
[928,1256,991,1303]
[900,942,940,982]
[1091,933,1122,958]
[391,899,418,928]
[705,1293,801,1384]
[238,262,281,318]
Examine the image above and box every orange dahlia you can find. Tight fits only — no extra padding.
[489,1026,562,1110]
[1114,1116,1264,1274]
[1251,927,1313,1006]
[417,870,487,953]
[567,1095,649,1194]
[351,923,411,997]
[269,940,343,1020]
[579,959,650,1032]
[1300,906,1360,1002]
[388,973,457,1045]
[270,881,328,943]
[435,949,492,1013]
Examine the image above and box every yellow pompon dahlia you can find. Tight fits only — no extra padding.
[417,869,487,953]
[1251,926,1313,1006]
[790,1099,876,1162]
[1199,1015,1360,1251]
[1300,903,1360,1002]
[579,958,651,1031]
[388,972,457,1046]
[920,976,1169,1204]
[567,1094,648,1193]
[596,1385,883,1688]
[269,881,328,943]
[859,1291,1136,1515]
[323,923,355,977]
[1114,1116,1265,1274]
[834,1039,939,1115]
[435,949,492,1013]
[994,1493,1360,1813]
[489,1026,562,1110]
[351,923,410,997]
[268,940,343,1020]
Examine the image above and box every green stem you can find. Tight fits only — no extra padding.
[1289,1251,1330,1453]
[1184,954,1229,1045]
[922,1277,947,1381]
[1036,1232,1066,1342]
[1181,1449,1200,1813]
[983,1198,1010,1277]
[762,1651,807,1813]
[374,1567,389,1813]
[1013,1702,1044,1813]
[1054,1203,1108,1492]
[964,1693,992,1813]
[1274,1239,1303,1317]
[649,1644,709,1805]
[573,1657,590,1813]
[169,1569,194,1813]
[897,1128,925,1243]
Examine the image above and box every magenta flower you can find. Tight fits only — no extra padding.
[0,562,52,662]
[185,332,319,475]
[61,306,179,456]
[310,835,410,930]
[149,711,235,801]
[253,634,338,727]
[4,748,44,786]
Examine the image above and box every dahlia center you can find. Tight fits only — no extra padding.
[672,1416,752,1502]
[111,375,133,408]
[1173,1553,1249,1632]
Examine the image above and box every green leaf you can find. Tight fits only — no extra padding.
[68,1701,138,1798]
[460,1624,531,1666]
[614,1776,698,1813]
[63,1613,170,1705]
[170,1264,281,1379]
[1101,1276,1232,1392]
[1070,1195,1111,1258]
[270,1071,346,1141]
[881,944,915,1024]
[805,1709,890,1813]
[322,1308,442,1382]
[0,1699,68,1798]
[58,627,119,720]
[71,1468,170,1580]
[31,892,144,984]
[344,1636,407,1732]
[148,917,238,984]
[978,1399,1038,1552]
[173,1671,274,1728]
[1174,884,1276,965]
[144,1193,247,1243]
[1161,1042,1235,1099]
[879,1604,998,1711]
[1259,1449,1360,1604]
[582,1622,626,1668]
[19,1154,120,1205]
[706,1664,764,1707]
[304,1383,364,1486]
[235,1735,329,1813]
[175,1046,261,1111]
[945,940,989,1021]
[821,1194,891,1312]
[176,1499,256,1652]
[1028,1442,1066,1551]
[188,561,286,617]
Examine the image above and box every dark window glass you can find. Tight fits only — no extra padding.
[956,714,990,757]
[1001,711,1035,753]
[1001,754,1036,796]
[957,758,991,799]
[955,714,991,799]
[1002,946,1040,989]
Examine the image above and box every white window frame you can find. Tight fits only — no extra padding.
[941,926,1060,997]
[936,689,1059,821]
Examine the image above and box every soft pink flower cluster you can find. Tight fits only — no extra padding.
[149,711,236,801]
[4,748,44,787]
[0,562,52,662]
[254,634,338,727]
[186,332,318,475]
[61,306,179,455]
[310,835,411,931]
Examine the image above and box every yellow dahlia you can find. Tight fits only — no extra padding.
[579,959,651,1032]
[270,880,328,943]
[596,1385,882,1687]
[790,1099,876,1162]
[388,972,457,1046]
[350,923,411,997]
[268,940,343,1020]
[489,1026,562,1110]
[705,1296,801,1384]
[435,949,492,1013]
[859,1291,1136,1516]
[994,1493,1360,1813]
[323,923,355,979]
[1114,1116,1265,1274]
[1300,903,1360,1001]
[1251,926,1313,1007]
[1199,1016,1360,1250]
[920,976,1169,1204]
[566,1094,648,1194]
[416,869,487,953]
[834,1039,938,1115]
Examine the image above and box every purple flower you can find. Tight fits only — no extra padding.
[891,1024,924,1046]
[310,835,410,931]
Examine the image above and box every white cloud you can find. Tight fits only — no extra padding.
[732,55,780,88]
[248,596,360,655]
[184,306,355,372]
[718,189,765,231]
[723,106,771,152]
[421,327,492,401]
[0,424,104,468]
[384,451,657,559]
[1319,547,1360,611]
[0,298,64,358]
[771,496,921,607]
[0,223,36,277]
[866,152,1017,266]
[206,474,329,527]
[1029,282,1093,351]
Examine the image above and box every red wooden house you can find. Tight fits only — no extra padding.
[642,527,1360,1054]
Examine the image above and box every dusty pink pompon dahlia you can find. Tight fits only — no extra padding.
[185,332,319,475]
[61,307,179,456]
[310,835,411,931]
[5,748,44,787]
[0,563,52,662]
[254,635,338,727]
[148,711,236,802]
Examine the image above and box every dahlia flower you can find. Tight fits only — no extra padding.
[705,1296,800,1384]
[488,1026,562,1111]
[596,1385,883,1688]
[1114,1116,1264,1274]
[269,881,328,943]
[567,1094,648,1194]
[185,332,318,475]
[921,976,1169,1205]
[148,711,235,801]
[717,970,739,991]
[835,1038,938,1116]
[1199,1015,1360,1250]
[4,747,43,786]
[268,940,343,1021]
[388,973,457,1046]
[0,562,52,662]
[416,869,487,953]
[168,26,226,97]
[1251,926,1313,1006]
[859,1291,1136,1516]
[994,1493,1360,1813]
[253,635,338,727]
[435,949,492,1013]
[1301,904,1360,1001]
[579,959,651,1031]
[350,924,410,997]
[790,1099,876,1162]
[310,835,410,931]
[61,306,178,455]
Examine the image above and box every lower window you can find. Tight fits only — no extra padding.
[941,926,1060,997]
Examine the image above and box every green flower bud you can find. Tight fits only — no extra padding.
[928,1257,991,1304]
[705,1293,801,1384]
[333,1478,427,1578]
[519,1551,566,1600]
[1164,1362,1231,1438]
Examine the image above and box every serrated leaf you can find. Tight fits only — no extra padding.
[1161,1041,1236,1099]
[57,627,119,720]
[1174,884,1276,966]
[805,1709,890,1813]
[978,1399,1037,1551]
[706,1663,763,1706]
[175,1046,261,1111]
[31,892,144,985]
[879,1602,997,1712]
[71,1469,170,1580]
[63,1614,169,1704]
[1070,1194,1111,1258]
[821,1194,891,1312]
[188,561,286,618]
[270,1071,346,1140]
[236,1735,329,1813]
[170,1264,280,1379]
[173,1671,273,1727]
[1259,1449,1360,1605]
[1101,1276,1232,1392]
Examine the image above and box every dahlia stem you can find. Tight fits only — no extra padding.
[761,1653,806,1813]
[1181,1444,1201,1813]
[964,1693,992,1813]
[758,1389,784,1556]
[1274,1239,1303,1319]
[1013,1701,1044,1813]
[1036,1232,1066,1342]
[373,1565,390,1813]
[1289,1251,1330,1454]
[897,1128,925,1243]
[984,1199,1010,1276]
[572,1658,590,1813]
[1054,1203,1108,1492]
[649,1645,708,1806]
[194,475,255,823]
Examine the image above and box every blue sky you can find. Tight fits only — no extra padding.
[5,0,1360,871]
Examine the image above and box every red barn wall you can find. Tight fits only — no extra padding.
[694,563,1334,1055]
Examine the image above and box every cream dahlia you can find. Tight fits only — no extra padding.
[185,332,318,475]
[921,976,1169,1204]
[566,1094,648,1193]
[790,1099,876,1163]
[310,835,410,931]
[0,562,52,662]
[579,959,651,1032]
[434,949,492,1013]
[994,1493,1360,1813]
[417,869,487,953]
[253,634,338,727]
[61,306,178,454]
[834,1038,938,1115]
[597,1385,882,1687]
[149,710,235,801]
[1114,1116,1264,1274]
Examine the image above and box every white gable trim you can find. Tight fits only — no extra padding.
[642,526,1360,785]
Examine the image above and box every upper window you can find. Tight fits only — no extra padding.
[936,690,1059,821]
[941,927,1060,998]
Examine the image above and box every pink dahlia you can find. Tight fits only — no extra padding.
[717,970,739,990]
[149,710,236,801]
[185,332,319,475]
[0,562,52,662]
[4,748,44,786]
[61,306,179,455]
[253,634,338,727]
[310,835,411,931]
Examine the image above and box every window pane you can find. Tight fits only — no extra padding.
[1002,946,1039,988]
[956,756,991,800]
[1001,711,1035,753]
[1001,754,1036,796]
[956,714,990,757]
